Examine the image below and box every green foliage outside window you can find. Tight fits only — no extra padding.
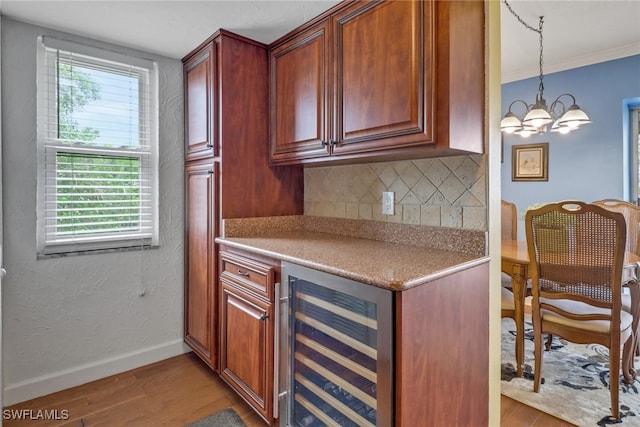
[55,62,142,236]
[56,154,141,235]
[58,63,100,143]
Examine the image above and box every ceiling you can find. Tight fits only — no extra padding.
[500,0,640,82]
[1,0,639,83]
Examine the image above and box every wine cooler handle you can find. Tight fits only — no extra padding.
[273,282,280,415]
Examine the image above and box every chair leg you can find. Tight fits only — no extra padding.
[514,315,524,378]
[622,334,636,384]
[610,350,621,420]
[545,333,553,350]
[533,318,543,392]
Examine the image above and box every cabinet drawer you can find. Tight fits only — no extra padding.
[220,251,274,301]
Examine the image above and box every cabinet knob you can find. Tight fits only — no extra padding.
[207,169,214,175]
[320,140,328,148]
[260,313,269,321]
[206,143,214,149]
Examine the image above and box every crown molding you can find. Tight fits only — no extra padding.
[502,42,640,84]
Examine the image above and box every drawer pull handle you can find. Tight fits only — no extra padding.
[237,269,250,277]
[260,313,268,321]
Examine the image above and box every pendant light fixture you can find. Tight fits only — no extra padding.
[501,0,591,137]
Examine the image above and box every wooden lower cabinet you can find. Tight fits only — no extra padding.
[395,261,490,426]
[219,250,277,425]
[219,249,489,427]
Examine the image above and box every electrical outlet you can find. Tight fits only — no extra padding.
[382,191,395,215]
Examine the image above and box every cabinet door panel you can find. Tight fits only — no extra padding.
[333,0,433,154]
[270,22,330,161]
[220,280,274,421]
[184,44,216,160]
[184,161,218,368]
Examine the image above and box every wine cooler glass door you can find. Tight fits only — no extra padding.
[281,263,392,427]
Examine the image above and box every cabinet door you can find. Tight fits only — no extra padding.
[220,279,274,422]
[184,43,217,160]
[332,0,433,155]
[270,20,331,163]
[184,161,219,369]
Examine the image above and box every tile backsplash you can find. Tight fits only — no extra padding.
[304,155,486,230]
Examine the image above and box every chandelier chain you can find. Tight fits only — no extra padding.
[537,17,544,95]
[502,0,541,34]
[502,0,545,96]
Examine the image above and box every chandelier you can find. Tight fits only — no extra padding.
[500,0,591,137]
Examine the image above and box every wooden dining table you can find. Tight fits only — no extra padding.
[501,239,640,382]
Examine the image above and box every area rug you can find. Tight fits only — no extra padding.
[502,317,640,426]
[185,408,247,427]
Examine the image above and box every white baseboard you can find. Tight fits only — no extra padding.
[4,339,191,406]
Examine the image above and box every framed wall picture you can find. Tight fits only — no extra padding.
[512,142,548,181]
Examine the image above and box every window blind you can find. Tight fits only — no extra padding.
[37,36,158,254]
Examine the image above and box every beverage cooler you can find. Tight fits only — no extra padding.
[279,263,393,427]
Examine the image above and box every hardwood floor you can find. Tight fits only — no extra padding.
[3,353,265,427]
[3,352,573,427]
[501,395,576,427]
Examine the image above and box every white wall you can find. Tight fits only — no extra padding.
[1,18,186,405]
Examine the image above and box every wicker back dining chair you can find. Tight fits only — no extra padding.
[501,200,518,241]
[500,200,521,374]
[525,201,632,421]
[594,199,640,356]
[593,199,640,256]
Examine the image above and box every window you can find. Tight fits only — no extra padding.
[37,36,158,255]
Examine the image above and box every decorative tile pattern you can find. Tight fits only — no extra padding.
[304,155,486,230]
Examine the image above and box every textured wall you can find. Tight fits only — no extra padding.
[304,155,487,230]
[1,18,185,404]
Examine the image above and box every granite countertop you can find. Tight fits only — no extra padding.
[216,216,489,291]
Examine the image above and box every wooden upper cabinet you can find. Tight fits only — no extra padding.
[434,0,485,154]
[268,0,484,165]
[270,20,330,162]
[333,0,431,154]
[184,43,216,161]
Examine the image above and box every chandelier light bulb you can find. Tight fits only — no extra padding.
[551,119,572,134]
[558,104,591,129]
[517,125,537,137]
[532,118,545,128]
[500,112,523,133]
[522,99,553,129]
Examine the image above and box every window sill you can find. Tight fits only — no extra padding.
[37,244,159,260]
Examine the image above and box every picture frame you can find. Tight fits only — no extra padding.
[512,142,548,181]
